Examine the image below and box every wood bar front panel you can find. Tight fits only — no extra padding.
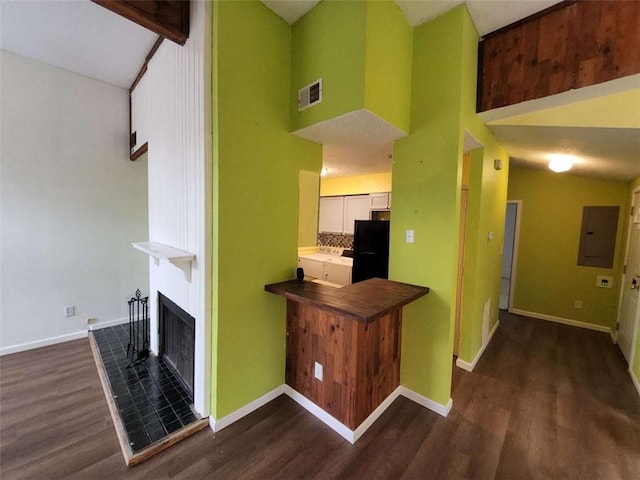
[479,0,640,111]
[285,300,401,430]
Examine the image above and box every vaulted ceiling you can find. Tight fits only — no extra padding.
[2,0,638,182]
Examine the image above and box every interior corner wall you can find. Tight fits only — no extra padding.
[456,6,509,365]
[390,6,467,406]
[0,50,148,352]
[144,0,210,416]
[507,166,628,329]
[212,1,322,419]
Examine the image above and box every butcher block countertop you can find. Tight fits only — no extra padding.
[264,277,429,324]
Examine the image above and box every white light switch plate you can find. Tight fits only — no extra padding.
[314,362,323,381]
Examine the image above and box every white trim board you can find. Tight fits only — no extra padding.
[89,317,129,331]
[398,387,452,417]
[456,320,500,372]
[630,367,640,399]
[209,385,285,433]
[0,330,88,356]
[209,384,452,444]
[510,308,612,335]
[0,316,130,356]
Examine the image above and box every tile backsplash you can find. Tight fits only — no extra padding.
[318,233,353,249]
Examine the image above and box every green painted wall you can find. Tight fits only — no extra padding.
[630,175,640,384]
[507,166,628,329]
[364,1,412,133]
[391,5,508,404]
[298,170,320,247]
[212,0,322,418]
[290,0,366,131]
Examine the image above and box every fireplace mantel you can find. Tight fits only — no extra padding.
[132,241,195,281]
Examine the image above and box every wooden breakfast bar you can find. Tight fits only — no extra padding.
[265,277,429,433]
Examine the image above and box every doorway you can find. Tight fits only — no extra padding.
[500,201,521,311]
[617,188,640,365]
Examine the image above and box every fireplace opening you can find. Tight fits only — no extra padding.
[158,292,195,400]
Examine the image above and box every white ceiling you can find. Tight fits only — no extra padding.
[262,0,562,34]
[293,109,402,178]
[491,126,640,183]
[0,0,158,89]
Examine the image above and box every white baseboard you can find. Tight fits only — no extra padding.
[399,386,452,417]
[209,385,285,432]
[610,330,618,344]
[456,320,500,372]
[283,385,358,443]
[630,367,640,398]
[352,386,402,442]
[89,317,129,331]
[0,316,132,356]
[510,308,612,335]
[0,330,88,356]
[208,383,451,444]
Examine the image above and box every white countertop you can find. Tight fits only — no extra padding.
[299,253,353,268]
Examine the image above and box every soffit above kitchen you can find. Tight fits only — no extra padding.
[0,0,157,89]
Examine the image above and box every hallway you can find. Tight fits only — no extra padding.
[1,312,639,479]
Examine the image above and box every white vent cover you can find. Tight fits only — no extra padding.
[298,78,322,111]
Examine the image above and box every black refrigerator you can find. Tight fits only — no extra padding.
[352,220,390,283]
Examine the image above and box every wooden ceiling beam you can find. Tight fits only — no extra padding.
[92,1,189,46]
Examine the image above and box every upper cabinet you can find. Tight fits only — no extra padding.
[318,196,344,233]
[369,192,391,210]
[130,72,150,159]
[319,195,375,234]
[343,195,370,234]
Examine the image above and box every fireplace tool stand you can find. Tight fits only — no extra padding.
[127,289,149,367]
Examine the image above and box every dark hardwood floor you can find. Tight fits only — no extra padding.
[1,312,639,479]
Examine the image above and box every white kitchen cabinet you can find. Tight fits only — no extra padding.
[369,192,391,210]
[322,263,352,286]
[297,257,323,279]
[318,196,344,233]
[343,195,371,234]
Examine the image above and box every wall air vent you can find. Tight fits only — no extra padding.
[298,78,322,111]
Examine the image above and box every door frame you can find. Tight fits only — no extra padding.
[615,186,640,368]
[454,186,469,356]
[505,200,522,312]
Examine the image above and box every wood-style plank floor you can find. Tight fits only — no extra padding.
[1,312,639,479]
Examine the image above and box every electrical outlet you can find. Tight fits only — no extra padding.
[64,305,76,317]
[596,276,613,288]
[314,361,323,381]
[406,230,414,244]
[574,300,583,309]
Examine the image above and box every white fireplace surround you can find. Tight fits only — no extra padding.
[140,0,212,418]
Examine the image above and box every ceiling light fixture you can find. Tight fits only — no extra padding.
[320,167,328,176]
[548,154,575,173]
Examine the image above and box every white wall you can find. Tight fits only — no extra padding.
[0,50,149,353]
[143,0,210,417]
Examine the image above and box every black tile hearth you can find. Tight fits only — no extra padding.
[92,324,199,453]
